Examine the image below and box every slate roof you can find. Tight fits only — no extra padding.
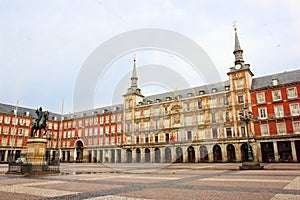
[252,69,300,90]
[0,103,61,121]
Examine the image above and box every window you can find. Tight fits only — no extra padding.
[111,115,115,123]
[240,127,246,137]
[211,113,217,123]
[164,119,170,128]
[290,103,300,116]
[224,111,231,122]
[1,138,7,146]
[94,118,98,125]
[237,95,244,104]
[18,128,23,135]
[226,128,232,138]
[117,124,122,133]
[117,114,122,122]
[100,117,104,124]
[185,102,191,111]
[4,117,10,124]
[287,87,297,99]
[0,116,2,123]
[258,108,268,119]
[209,98,216,108]
[256,93,266,104]
[223,96,229,105]
[144,122,149,130]
[100,127,104,135]
[105,116,110,123]
[187,131,192,140]
[198,114,205,124]
[144,109,150,117]
[260,124,269,135]
[198,100,203,109]
[235,78,244,90]
[276,123,286,135]
[105,126,110,134]
[25,119,30,126]
[272,90,282,101]
[293,121,300,133]
[78,120,82,127]
[274,105,284,118]
[212,128,218,138]
[135,111,140,118]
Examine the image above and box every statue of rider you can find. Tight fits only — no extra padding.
[36,107,43,124]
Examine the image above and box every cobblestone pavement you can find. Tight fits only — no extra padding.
[0,163,300,200]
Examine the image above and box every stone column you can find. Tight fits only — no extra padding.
[208,145,214,162]
[150,148,155,163]
[221,144,228,162]
[172,147,177,163]
[132,149,136,163]
[141,148,145,163]
[273,141,279,162]
[91,150,95,163]
[70,149,75,162]
[255,142,262,162]
[121,149,127,163]
[183,146,188,163]
[235,144,242,162]
[161,147,165,163]
[291,141,297,162]
[4,150,8,162]
[195,146,200,163]
[97,150,101,163]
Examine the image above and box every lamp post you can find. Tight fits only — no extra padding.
[239,107,253,162]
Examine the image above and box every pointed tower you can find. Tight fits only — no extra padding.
[233,27,244,65]
[130,57,138,93]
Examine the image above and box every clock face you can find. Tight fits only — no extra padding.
[235,64,241,70]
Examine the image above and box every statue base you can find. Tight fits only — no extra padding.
[7,138,59,175]
[239,162,264,170]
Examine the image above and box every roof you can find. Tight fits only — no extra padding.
[252,69,300,90]
[0,103,61,121]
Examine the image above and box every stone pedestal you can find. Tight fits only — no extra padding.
[26,138,47,163]
[239,162,264,170]
[23,138,48,173]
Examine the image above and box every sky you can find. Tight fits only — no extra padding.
[0,0,299,113]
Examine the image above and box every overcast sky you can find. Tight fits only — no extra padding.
[0,0,299,113]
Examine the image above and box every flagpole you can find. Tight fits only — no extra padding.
[9,99,19,163]
[58,98,64,164]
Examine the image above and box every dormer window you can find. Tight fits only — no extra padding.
[147,100,152,104]
[156,99,161,103]
[199,90,205,95]
[272,79,279,86]
[212,88,217,93]
[187,93,193,97]
[225,86,230,91]
[166,97,171,101]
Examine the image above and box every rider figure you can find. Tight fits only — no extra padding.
[36,107,43,124]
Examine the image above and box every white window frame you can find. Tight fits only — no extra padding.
[260,124,269,136]
[276,123,286,135]
[274,105,284,118]
[272,90,282,101]
[256,92,266,104]
[258,107,268,119]
[293,121,300,133]
[287,87,298,99]
[290,103,300,116]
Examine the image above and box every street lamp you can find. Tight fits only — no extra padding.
[239,107,254,162]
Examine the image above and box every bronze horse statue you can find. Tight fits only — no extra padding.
[31,108,49,138]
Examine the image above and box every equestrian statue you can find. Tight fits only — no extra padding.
[31,107,49,138]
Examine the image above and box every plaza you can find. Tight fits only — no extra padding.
[1,163,300,200]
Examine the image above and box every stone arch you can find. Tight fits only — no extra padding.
[155,148,160,163]
[213,144,222,162]
[241,143,252,162]
[187,146,195,163]
[75,140,84,162]
[200,145,209,162]
[136,148,141,163]
[176,147,183,163]
[145,148,151,163]
[165,147,172,163]
[227,144,236,162]
[126,149,132,163]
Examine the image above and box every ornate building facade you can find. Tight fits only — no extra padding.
[0,28,299,163]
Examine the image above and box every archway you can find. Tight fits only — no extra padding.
[213,145,222,162]
[145,148,151,162]
[227,144,236,162]
[155,148,160,163]
[126,149,132,163]
[241,143,253,162]
[200,145,209,162]
[187,146,195,163]
[75,140,84,162]
[136,148,141,163]
[176,147,183,163]
[165,147,172,163]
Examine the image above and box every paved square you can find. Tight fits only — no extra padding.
[1,163,300,200]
